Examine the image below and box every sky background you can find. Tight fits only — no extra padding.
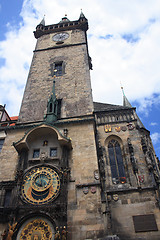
[0,0,160,157]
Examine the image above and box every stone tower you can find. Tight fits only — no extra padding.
[0,13,160,240]
[19,13,93,122]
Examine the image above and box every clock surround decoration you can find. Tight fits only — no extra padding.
[21,166,60,205]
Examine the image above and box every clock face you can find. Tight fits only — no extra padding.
[52,32,69,42]
[21,166,60,205]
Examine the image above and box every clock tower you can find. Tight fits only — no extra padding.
[1,12,160,240]
[19,13,93,123]
[0,12,104,240]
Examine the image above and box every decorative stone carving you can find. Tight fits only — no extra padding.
[99,157,106,180]
[83,187,89,194]
[130,153,138,174]
[94,170,99,180]
[40,151,48,161]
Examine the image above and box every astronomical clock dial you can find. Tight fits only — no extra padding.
[21,166,60,205]
[52,32,69,42]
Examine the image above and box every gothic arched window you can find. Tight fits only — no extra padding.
[108,139,126,184]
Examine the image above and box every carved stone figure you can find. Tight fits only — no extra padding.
[99,157,106,179]
[130,153,138,173]
[145,153,153,171]
[127,138,133,154]
[40,151,48,161]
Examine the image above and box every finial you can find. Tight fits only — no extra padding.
[120,81,125,96]
[53,69,57,78]
[79,9,86,19]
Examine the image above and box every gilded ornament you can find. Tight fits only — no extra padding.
[19,219,52,240]
[104,125,112,133]
[115,127,121,132]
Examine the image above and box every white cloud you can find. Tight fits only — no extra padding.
[151,132,160,144]
[150,122,158,126]
[1,0,160,116]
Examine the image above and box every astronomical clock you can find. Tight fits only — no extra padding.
[21,166,61,205]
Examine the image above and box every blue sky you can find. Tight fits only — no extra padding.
[0,0,23,40]
[0,0,160,157]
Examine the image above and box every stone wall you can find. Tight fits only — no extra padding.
[19,29,93,122]
[96,117,160,239]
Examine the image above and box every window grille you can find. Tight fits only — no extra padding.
[33,149,40,158]
[50,148,57,157]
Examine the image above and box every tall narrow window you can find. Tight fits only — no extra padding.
[49,103,53,113]
[4,189,12,207]
[54,62,63,76]
[0,139,4,153]
[108,139,125,183]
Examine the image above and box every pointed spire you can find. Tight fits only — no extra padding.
[120,84,145,129]
[120,84,132,108]
[44,77,58,123]
[39,15,45,26]
[79,9,86,19]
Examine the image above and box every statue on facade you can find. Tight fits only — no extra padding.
[145,152,153,171]
[130,153,138,174]
[127,138,133,154]
[99,157,106,179]
[61,226,67,240]
[6,222,17,240]
[54,227,61,240]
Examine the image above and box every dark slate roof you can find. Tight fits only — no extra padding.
[93,102,133,112]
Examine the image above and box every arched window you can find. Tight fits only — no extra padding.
[108,139,126,184]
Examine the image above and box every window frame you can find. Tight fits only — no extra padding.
[106,137,126,184]
[50,147,58,158]
[50,61,65,77]
[33,149,40,159]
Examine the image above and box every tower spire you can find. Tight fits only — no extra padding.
[79,9,87,19]
[39,15,45,26]
[120,83,132,108]
[120,83,145,128]
[44,73,58,123]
